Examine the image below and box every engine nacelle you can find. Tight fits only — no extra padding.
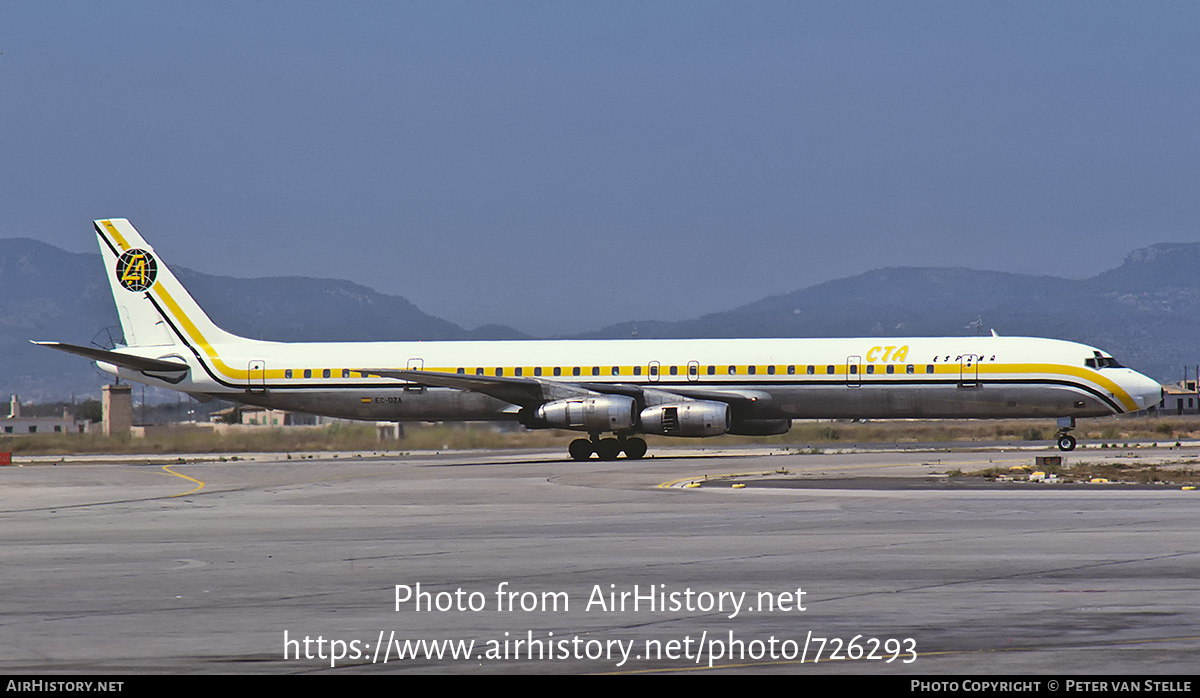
[532,395,638,433]
[728,418,792,436]
[639,401,731,437]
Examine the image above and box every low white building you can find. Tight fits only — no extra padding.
[2,395,89,435]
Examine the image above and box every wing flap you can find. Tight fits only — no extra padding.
[358,368,596,407]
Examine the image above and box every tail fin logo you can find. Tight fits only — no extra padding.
[116,249,158,292]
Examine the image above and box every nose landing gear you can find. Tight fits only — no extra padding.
[1056,417,1077,452]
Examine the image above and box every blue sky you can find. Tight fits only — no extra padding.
[3,2,1198,335]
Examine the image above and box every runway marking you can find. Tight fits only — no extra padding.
[658,471,776,489]
[599,634,1200,674]
[162,465,204,497]
[163,466,396,498]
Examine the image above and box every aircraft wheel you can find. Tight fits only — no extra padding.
[622,437,647,460]
[568,439,593,461]
[594,438,622,461]
[1057,434,1077,452]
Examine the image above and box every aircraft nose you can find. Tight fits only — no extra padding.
[1127,371,1163,411]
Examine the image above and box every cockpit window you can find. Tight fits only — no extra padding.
[1085,356,1124,369]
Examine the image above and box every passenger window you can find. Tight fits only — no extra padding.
[669,365,678,376]
[553,367,562,377]
[634,366,642,376]
[535,367,542,376]
[850,365,858,374]
[612,366,620,376]
[285,369,293,379]
[787,365,795,375]
[457,367,465,374]
[707,365,715,375]
[906,365,914,374]
[496,368,504,377]
[592,366,600,376]
[303,369,312,379]
[807,365,814,375]
[886,365,894,374]
[728,365,737,375]
[866,365,874,374]
[323,368,331,378]
[926,365,934,374]
[476,368,484,376]
[515,367,523,376]
[826,365,834,375]
[573,367,581,376]
[768,365,776,375]
[650,365,659,376]
[689,364,697,376]
[342,369,350,378]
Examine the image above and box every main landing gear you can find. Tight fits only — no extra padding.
[569,436,648,461]
[1056,417,1077,452]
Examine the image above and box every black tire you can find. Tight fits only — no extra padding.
[1057,434,1077,452]
[568,438,593,461]
[622,437,648,460]
[595,438,622,461]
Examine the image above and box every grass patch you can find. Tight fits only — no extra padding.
[964,460,1200,485]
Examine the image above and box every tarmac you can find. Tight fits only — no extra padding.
[1,443,1198,674]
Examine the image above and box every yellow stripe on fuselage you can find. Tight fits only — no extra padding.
[979,363,1135,412]
[152,282,249,380]
[93,219,1142,414]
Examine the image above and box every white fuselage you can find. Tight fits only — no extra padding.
[109,334,1162,423]
[67,218,1162,448]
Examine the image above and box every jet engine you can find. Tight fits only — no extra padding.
[530,395,638,432]
[639,401,731,436]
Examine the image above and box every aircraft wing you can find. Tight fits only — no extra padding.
[643,386,774,408]
[358,368,599,407]
[359,369,771,413]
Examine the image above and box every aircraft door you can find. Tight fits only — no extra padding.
[846,356,861,387]
[406,358,426,392]
[648,361,661,383]
[248,360,266,393]
[687,360,700,382]
[959,354,979,388]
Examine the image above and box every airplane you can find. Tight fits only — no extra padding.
[36,218,1164,460]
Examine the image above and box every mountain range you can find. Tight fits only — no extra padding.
[2,237,1198,402]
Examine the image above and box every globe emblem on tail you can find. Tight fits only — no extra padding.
[116,249,157,292]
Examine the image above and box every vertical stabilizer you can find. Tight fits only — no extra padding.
[95,218,242,350]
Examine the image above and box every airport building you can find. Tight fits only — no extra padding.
[2,395,89,435]
[1157,380,1200,415]
[209,405,319,426]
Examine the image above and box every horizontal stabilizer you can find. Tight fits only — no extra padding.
[32,341,190,375]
